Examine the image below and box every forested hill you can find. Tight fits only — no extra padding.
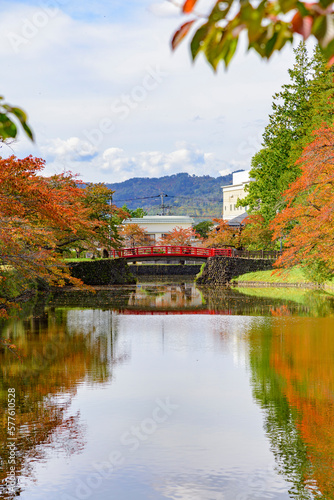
[107,172,242,219]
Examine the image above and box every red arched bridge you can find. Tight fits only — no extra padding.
[110,246,232,262]
[109,246,280,262]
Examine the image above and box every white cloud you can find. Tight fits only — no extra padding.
[219,168,232,177]
[0,0,312,186]
[147,2,179,17]
[41,137,98,161]
[102,147,134,174]
[36,141,227,183]
[100,144,223,182]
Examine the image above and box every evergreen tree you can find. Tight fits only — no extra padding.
[240,42,312,223]
[193,220,214,239]
[307,44,334,133]
[241,43,334,230]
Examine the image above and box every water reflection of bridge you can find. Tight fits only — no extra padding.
[126,283,202,310]
[122,283,233,314]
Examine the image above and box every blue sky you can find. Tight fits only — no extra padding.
[3,0,142,22]
[0,1,310,183]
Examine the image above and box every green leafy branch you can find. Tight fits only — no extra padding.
[0,96,34,142]
[171,0,334,70]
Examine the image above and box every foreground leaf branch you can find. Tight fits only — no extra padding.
[0,96,33,142]
[170,0,334,70]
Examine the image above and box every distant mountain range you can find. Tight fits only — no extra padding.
[107,171,243,220]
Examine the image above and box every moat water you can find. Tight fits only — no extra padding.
[1,281,334,499]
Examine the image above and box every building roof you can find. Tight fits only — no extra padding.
[228,212,248,226]
[222,170,252,190]
[124,215,195,224]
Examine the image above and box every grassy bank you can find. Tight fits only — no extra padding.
[237,286,312,302]
[232,266,334,287]
[232,267,310,284]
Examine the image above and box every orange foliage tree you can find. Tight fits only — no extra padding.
[120,223,148,247]
[205,219,241,248]
[241,214,276,250]
[0,156,121,311]
[271,127,334,279]
[159,226,201,245]
[58,181,125,257]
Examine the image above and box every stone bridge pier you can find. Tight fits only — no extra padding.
[196,256,274,286]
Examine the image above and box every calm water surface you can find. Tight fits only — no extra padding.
[1,282,334,499]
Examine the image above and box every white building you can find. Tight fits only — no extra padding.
[123,215,195,244]
[222,170,251,224]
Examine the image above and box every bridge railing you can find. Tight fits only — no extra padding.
[110,246,233,259]
[109,246,280,260]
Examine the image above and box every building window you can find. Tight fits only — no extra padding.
[230,205,232,211]
[144,234,156,245]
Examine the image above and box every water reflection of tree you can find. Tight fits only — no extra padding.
[0,305,118,499]
[199,286,304,316]
[200,286,334,317]
[47,286,136,309]
[247,318,334,499]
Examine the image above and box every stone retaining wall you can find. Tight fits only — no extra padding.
[68,259,136,285]
[196,257,273,286]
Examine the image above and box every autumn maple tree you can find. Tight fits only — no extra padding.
[271,126,334,280]
[0,156,123,312]
[171,0,334,71]
[120,223,149,247]
[56,181,126,257]
[241,214,275,250]
[159,226,200,245]
[205,219,241,248]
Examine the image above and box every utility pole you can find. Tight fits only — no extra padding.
[159,192,171,215]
